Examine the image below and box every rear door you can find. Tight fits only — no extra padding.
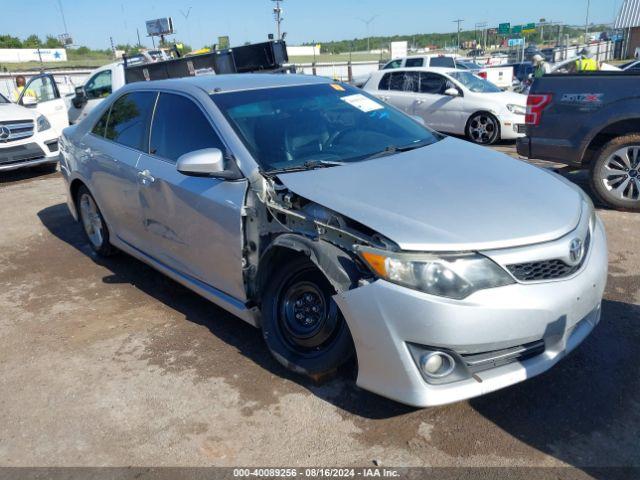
[19,74,69,132]
[83,91,157,247]
[136,92,248,301]
[373,71,418,114]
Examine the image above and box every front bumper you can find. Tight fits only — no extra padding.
[334,217,608,407]
[498,112,526,140]
[0,128,60,172]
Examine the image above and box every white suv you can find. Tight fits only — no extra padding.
[0,74,69,173]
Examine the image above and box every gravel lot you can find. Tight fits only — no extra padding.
[0,143,639,473]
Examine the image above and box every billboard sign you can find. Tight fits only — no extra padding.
[146,17,174,37]
[508,38,525,47]
[0,48,67,63]
[498,23,511,35]
[390,41,408,60]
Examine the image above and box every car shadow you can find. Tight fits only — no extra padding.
[0,165,58,184]
[36,202,414,420]
[37,203,640,472]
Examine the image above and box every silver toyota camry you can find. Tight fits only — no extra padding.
[59,74,608,407]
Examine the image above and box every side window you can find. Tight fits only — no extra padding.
[105,91,157,150]
[403,71,420,92]
[22,75,58,103]
[378,73,391,90]
[383,59,402,70]
[150,93,224,163]
[405,58,424,67]
[389,72,405,91]
[85,70,112,100]
[92,108,110,137]
[430,57,456,68]
[419,73,446,94]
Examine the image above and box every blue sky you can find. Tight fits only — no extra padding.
[2,0,625,50]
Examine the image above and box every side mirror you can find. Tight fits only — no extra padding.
[444,87,460,97]
[177,148,228,177]
[22,96,37,107]
[72,86,87,108]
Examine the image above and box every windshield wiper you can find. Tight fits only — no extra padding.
[364,140,433,161]
[267,159,344,175]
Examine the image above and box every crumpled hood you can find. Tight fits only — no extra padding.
[0,102,37,122]
[277,136,583,251]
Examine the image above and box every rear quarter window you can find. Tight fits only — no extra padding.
[429,57,456,68]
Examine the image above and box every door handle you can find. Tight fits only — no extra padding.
[138,169,155,185]
[415,99,424,105]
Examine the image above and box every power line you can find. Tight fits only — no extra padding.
[56,0,69,35]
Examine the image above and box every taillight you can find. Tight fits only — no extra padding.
[526,94,553,126]
[478,71,487,79]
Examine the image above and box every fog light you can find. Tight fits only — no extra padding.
[420,352,456,378]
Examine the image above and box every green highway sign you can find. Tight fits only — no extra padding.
[523,22,536,33]
[498,23,511,35]
[512,25,523,34]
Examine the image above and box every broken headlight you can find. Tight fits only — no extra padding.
[358,248,514,300]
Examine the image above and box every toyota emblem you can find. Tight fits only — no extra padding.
[0,126,10,140]
[569,238,584,265]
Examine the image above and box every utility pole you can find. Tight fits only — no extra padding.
[453,19,463,53]
[272,0,284,40]
[56,0,69,35]
[585,0,591,43]
[358,15,378,52]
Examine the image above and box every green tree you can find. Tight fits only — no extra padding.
[75,46,90,55]
[44,35,63,48]
[23,34,42,48]
[0,35,22,48]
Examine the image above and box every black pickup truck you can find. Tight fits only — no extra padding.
[517,72,640,211]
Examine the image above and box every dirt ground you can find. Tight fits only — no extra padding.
[0,145,639,474]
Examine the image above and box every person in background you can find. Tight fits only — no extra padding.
[532,54,551,78]
[571,48,599,72]
[11,75,36,103]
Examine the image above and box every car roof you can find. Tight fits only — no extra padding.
[380,66,458,74]
[123,74,332,95]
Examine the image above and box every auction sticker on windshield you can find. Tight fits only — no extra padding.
[340,94,384,113]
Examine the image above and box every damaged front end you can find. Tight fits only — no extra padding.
[242,173,396,315]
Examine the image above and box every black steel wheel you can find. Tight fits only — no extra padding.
[261,256,354,375]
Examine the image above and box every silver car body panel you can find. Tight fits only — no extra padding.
[277,136,582,251]
[59,74,608,407]
[335,217,607,407]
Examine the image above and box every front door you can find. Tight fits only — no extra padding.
[136,92,248,301]
[70,69,113,124]
[19,74,69,132]
[412,72,464,134]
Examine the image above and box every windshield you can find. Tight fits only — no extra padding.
[448,71,502,93]
[0,93,8,104]
[212,83,440,173]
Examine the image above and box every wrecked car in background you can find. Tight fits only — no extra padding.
[59,74,608,407]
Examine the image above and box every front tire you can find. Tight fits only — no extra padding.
[466,112,500,145]
[261,256,354,376]
[590,134,640,211]
[76,185,116,256]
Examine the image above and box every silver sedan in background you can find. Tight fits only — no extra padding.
[59,74,607,407]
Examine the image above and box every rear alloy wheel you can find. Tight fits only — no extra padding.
[261,257,354,376]
[591,135,640,211]
[77,186,116,256]
[466,112,500,145]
